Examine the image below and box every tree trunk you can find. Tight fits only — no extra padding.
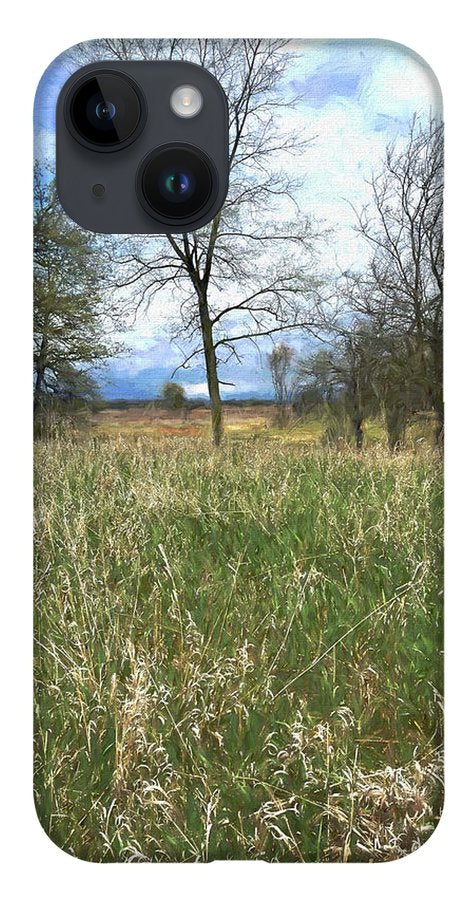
[34,337,47,438]
[198,289,223,447]
[276,402,290,428]
[434,404,444,447]
[430,335,444,448]
[385,405,406,452]
[349,375,364,450]
[353,414,364,451]
[34,370,44,417]
[33,334,48,437]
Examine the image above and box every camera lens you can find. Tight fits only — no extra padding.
[68,71,144,149]
[138,145,216,223]
[160,169,195,202]
[95,100,116,121]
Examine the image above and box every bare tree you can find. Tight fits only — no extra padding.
[364,330,429,450]
[268,343,295,425]
[296,349,335,409]
[344,116,443,444]
[298,328,381,450]
[71,39,326,446]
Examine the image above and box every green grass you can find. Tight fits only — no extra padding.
[34,434,443,861]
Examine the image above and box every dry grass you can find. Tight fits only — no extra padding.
[34,428,443,861]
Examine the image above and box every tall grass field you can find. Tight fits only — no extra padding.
[34,433,443,861]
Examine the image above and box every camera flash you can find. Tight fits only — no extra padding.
[170,85,203,118]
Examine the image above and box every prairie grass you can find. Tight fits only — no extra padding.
[34,434,443,861]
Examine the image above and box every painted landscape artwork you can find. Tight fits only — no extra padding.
[34,40,443,861]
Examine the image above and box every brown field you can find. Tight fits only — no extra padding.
[91,403,278,439]
[88,403,434,448]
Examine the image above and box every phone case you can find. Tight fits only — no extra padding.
[34,39,443,862]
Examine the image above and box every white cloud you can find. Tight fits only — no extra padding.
[185,382,210,397]
[361,42,442,121]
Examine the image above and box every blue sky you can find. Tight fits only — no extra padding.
[35,40,442,401]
